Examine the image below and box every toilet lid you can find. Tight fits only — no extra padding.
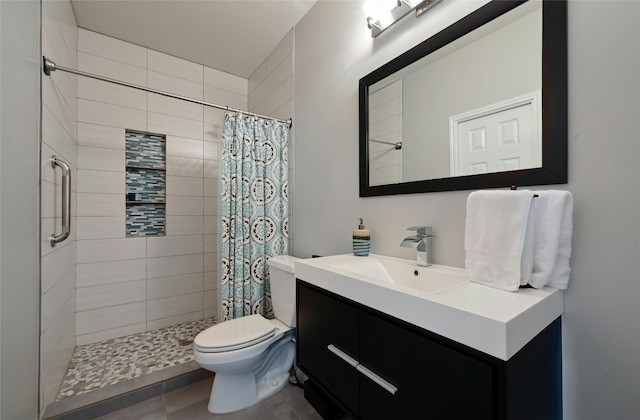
[194,314,277,353]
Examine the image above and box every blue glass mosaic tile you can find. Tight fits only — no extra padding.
[125,130,166,237]
[126,204,165,237]
[126,168,166,202]
[125,131,166,169]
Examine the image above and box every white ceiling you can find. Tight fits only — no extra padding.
[70,0,317,79]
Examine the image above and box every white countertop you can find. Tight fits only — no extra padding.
[295,254,563,361]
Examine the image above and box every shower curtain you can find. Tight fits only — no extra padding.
[220,112,290,320]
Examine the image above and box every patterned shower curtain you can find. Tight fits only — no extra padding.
[220,112,290,321]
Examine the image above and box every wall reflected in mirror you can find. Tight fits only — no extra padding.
[368,1,542,187]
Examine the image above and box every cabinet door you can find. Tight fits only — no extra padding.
[359,312,493,420]
[297,282,361,415]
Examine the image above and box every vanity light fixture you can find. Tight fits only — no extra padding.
[364,0,442,38]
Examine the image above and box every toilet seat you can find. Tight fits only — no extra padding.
[194,314,277,353]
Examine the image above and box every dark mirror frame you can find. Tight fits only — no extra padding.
[359,0,567,197]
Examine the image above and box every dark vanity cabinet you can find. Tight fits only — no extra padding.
[296,280,562,420]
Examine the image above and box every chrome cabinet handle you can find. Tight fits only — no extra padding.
[356,364,398,395]
[327,344,358,367]
[327,344,398,395]
[50,155,71,246]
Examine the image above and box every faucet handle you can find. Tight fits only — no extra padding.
[407,226,433,236]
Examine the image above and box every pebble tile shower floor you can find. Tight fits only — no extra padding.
[56,317,216,401]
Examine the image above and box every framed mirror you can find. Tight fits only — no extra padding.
[359,0,567,197]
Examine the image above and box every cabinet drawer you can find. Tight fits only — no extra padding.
[359,311,493,420]
[297,282,360,415]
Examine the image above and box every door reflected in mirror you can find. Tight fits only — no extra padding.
[359,0,567,196]
[369,1,541,186]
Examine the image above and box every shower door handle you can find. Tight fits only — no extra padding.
[50,155,71,246]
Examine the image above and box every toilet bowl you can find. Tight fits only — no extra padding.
[193,255,300,414]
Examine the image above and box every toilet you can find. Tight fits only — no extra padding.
[193,255,300,414]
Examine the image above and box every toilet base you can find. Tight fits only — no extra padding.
[206,338,296,414]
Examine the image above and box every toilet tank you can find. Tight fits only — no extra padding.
[267,255,300,328]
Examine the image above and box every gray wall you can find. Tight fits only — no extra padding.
[293,1,640,419]
[0,1,41,418]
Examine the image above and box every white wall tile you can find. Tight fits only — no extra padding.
[77,259,146,287]
[78,123,125,150]
[204,270,217,291]
[146,235,203,257]
[147,292,203,321]
[77,193,124,217]
[42,105,77,165]
[203,235,217,254]
[203,160,217,181]
[166,196,204,216]
[77,238,146,263]
[148,71,203,100]
[43,78,76,141]
[203,216,217,235]
[147,253,203,279]
[204,85,247,111]
[78,77,147,110]
[249,98,267,117]
[204,107,226,125]
[148,50,204,84]
[204,67,247,95]
[166,176,203,197]
[147,311,203,331]
[78,28,147,68]
[77,216,126,240]
[78,51,147,86]
[166,156,203,178]
[77,280,146,311]
[166,136,203,159]
[41,180,58,220]
[78,146,124,172]
[248,61,267,97]
[41,267,76,334]
[147,112,203,140]
[204,253,216,273]
[266,53,293,97]
[203,198,217,216]
[204,121,222,143]
[266,30,293,76]
[148,93,203,122]
[203,308,217,320]
[41,242,76,294]
[203,178,218,198]
[76,323,146,346]
[266,77,293,115]
[77,169,124,194]
[78,99,146,131]
[76,301,147,336]
[203,290,216,311]
[166,216,204,236]
[147,273,203,300]
[204,142,218,160]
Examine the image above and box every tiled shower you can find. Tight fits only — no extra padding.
[41,0,294,413]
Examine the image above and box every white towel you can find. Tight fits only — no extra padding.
[465,190,536,292]
[528,191,574,289]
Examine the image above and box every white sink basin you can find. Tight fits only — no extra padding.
[295,253,563,361]
[326,254,467,295]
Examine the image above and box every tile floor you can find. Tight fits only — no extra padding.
[57,318,216,401]
[94,377,322,420]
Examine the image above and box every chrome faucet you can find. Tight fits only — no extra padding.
[400,226,434,267]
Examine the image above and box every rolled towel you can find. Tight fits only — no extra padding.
[528,190,574,289]
[465,190,536,292]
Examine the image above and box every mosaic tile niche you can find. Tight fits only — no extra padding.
[125,131,166,237]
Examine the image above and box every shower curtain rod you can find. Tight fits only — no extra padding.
[43,56,292,127]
